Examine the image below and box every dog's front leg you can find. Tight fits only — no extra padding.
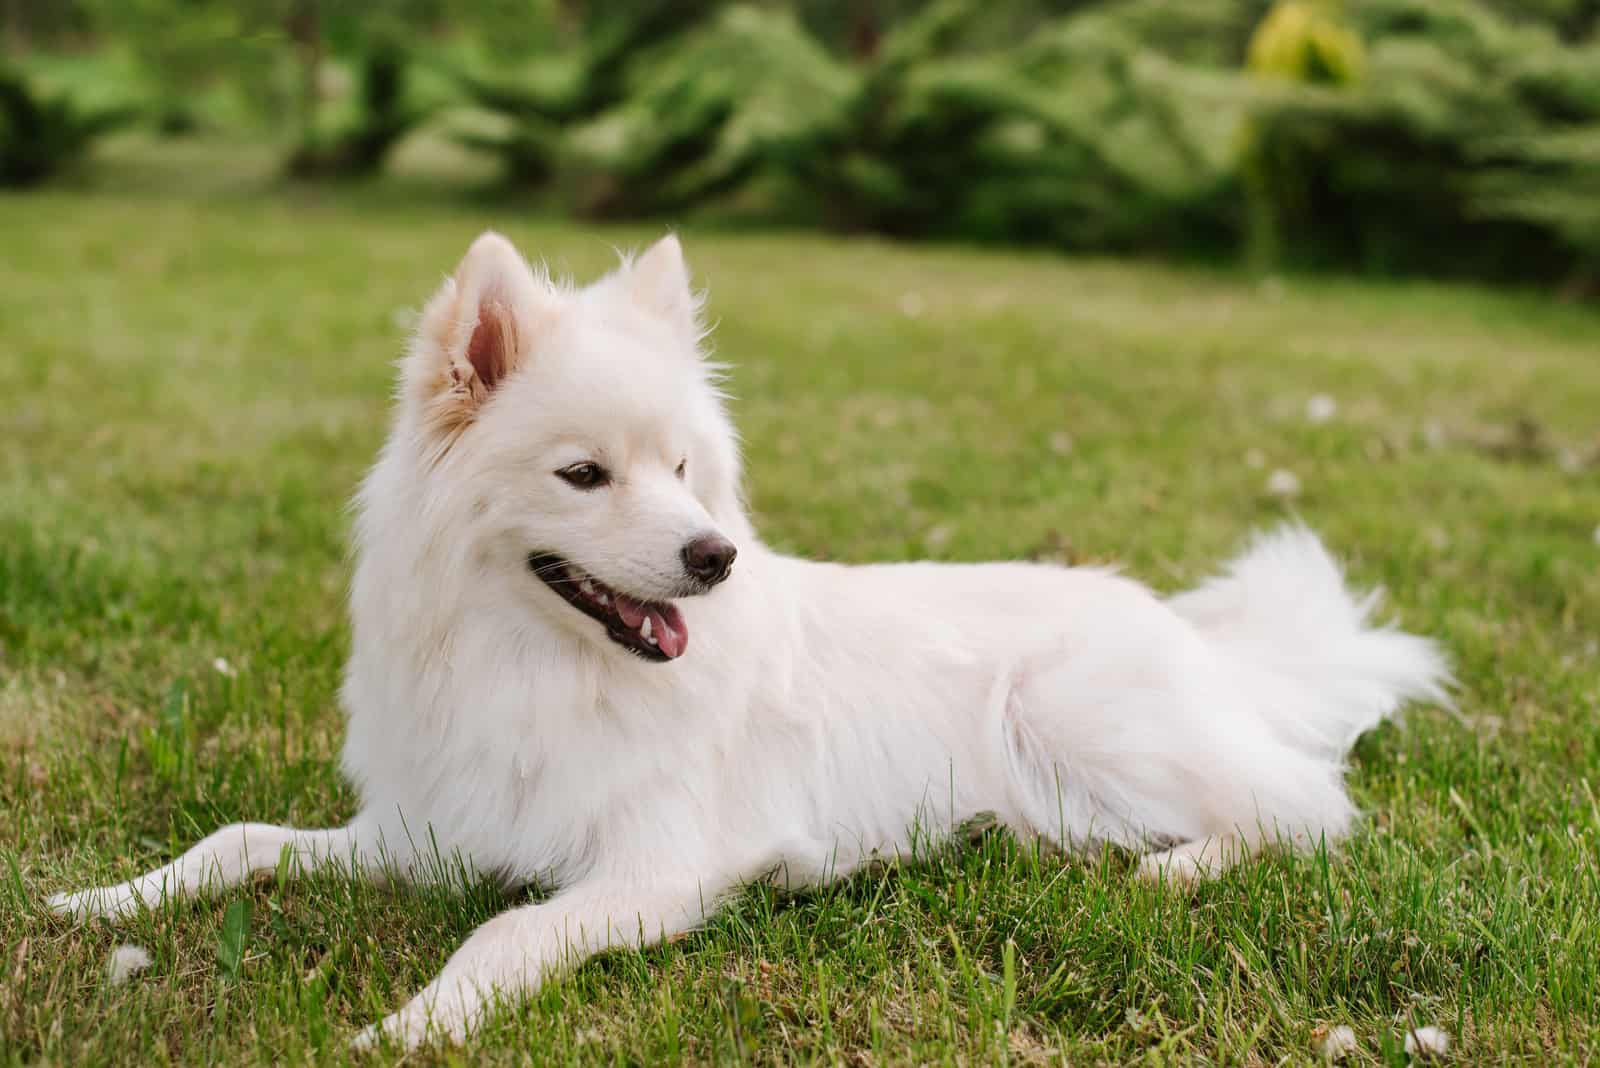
[354,878,720,1051]
[48,818,400,922]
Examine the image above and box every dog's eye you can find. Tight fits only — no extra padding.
[556,462,610,490]
[675,459,686,480]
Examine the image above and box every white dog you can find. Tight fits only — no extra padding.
[51,232,1449,1049]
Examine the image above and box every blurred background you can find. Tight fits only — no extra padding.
[4,0,1600,289]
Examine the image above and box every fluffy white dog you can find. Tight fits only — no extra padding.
[51,232,1449,1049]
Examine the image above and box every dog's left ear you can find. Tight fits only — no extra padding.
[626,234,700,341]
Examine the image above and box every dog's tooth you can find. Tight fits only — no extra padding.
[645,634,658,646]
[597,593,609,606]
[579,578,596,596]
[640,616,653,640]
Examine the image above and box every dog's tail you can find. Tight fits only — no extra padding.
[1170,524,1451,778]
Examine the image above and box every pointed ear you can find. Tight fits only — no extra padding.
[406,231,558,437]
[626,234,699,339]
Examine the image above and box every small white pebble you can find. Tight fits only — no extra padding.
[1320,1025,1358,1060]
[1405,1025,1451,1059]
[212,657,236,678]
[1266,468,1301,498]
[1306,394,1338,424]
[106,944,153,986]
[897,291,925,318]
[1049,431,1074,455]
[1245,448,1267,469]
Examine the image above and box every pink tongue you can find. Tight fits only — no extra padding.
[615,595,647,628]
[649,605,688,659]
[613,595,689,658]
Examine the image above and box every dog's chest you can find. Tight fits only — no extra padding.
[344,654,735,881]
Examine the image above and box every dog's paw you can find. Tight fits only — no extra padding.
[47,885,141,922]
[350,991,472,1053]
[350,1011,429,1054]
[352,978,489,1048]
[1138,834,1250,889]
[349,1009,457,1054]
[1136,850,1202,890]
[348,1022,387,1054]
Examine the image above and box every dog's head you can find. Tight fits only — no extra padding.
[396,231,744,663]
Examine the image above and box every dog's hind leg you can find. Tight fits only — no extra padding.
[48,817,401,922]
[1136,832,1259,888]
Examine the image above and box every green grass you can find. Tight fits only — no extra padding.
[4,146,1600,1066]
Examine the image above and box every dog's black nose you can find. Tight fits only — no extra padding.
[682,534,736,586]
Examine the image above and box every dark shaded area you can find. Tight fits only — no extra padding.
[4,0,1600,287]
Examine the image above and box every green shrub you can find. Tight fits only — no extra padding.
[83,0,264,136]
[453,0,722,186]
[287,45,430,179]
[563,5,853,217]
[776,0,1245,252]
[26,0,1597,285]
[0,69,137,187]
[1242,0,1600,279]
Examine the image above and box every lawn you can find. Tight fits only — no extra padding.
[3,152,1599,1065]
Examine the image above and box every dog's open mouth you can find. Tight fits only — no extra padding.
[527,553,688,661]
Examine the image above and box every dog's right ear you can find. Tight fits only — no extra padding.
[404,231,558,438]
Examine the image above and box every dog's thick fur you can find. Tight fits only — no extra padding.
[51,233,1449,1049]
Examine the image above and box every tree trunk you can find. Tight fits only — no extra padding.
[289,0,323,151]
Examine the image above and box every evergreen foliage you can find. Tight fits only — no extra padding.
[287,44,430,179]
[1243,0,1600,279]
[563,5,852,217]
[452,0,723,185]
[7,0,1600,283]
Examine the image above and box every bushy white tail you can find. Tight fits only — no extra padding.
[1172,525,1452,767]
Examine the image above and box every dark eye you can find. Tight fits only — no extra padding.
[556,462,610,489]
[675,459,686,479]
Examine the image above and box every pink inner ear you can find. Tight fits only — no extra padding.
[466,297,517,394]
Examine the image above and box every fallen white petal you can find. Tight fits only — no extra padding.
[1320,1025,1358,1060]
[107,944,153,986]
[1266,468,1301,498]
[1306,394,1338,424]
[212,657,235,678]
[1405,1025,1451,1058]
